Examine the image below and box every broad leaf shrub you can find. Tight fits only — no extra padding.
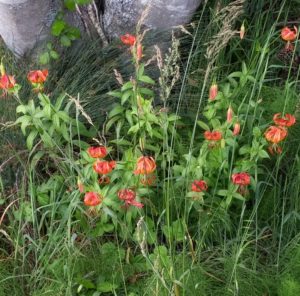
[2,25,297,294]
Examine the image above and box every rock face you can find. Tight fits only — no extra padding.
[103,0,202,37]
[0,0,58,57]
[0,0,201,57]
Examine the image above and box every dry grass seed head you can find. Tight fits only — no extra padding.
[205,0,245,64]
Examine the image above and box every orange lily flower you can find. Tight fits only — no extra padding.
[264,126,287,144]
[84,192,102,206]
[281,26,298,42]
[204,130,222,141]
[231,172,251,186]
[27,70,48,84]
[120,34,136,46]
[273,113,296,127]
[118,189,143,208]
[134,156,156,175]
[87,146,107,158]
[191,180,208,192]
[93,160,116,175]
[0,74,16,90]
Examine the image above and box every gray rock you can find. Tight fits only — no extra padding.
[0,0,201,57]
[0,0,58,57]
[103,0,201,37]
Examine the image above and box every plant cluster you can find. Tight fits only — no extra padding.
[0,14,299,295]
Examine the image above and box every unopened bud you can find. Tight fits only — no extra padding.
[227,106,234,123]
[209,83,218,100]
[240,22,245,40]
[233,123,241,136]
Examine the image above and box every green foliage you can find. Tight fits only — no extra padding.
[0,260,23,296]
[39,2,85,65]
[15,93,95,150]
[64,0,92,10]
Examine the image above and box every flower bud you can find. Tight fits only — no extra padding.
[209,83,218,100]
[240,22,245,40]
[227,106,234,123]
[137,43,143,61]
[233,123,240,136]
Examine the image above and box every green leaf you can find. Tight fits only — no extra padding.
[239,145,250,155]
[151,246,171,269]
[60,123,70,141]
[146,121,153,137]
[228,71,242,78]
[26,130,38,150]
[139,75,155,85]
[140,87,154,97]
[247,75,256,83]
[39,52,50,65]
[258,149,270,159]
[128,123,141,134]
[46,42,53,50]
[67,27,81,39]
[76,0,92,5]
[242,62,247,75]
[162,220,185,242]
[253,127,261,137]
[125,110,133,126]
[168,114,181,122]
[222,83,231,97]
[43,104,52,119]
[16,115,32,135]
[203,107,215,120]
[232,192,245,201]
[197,120,210,131]
[53,113,60,130]
[51,19,66,36]
[110,139,132,146]
[227,77,238,87]
[210,118,221,129]
[152,129,164,140]
[20,202,33,222]
[37,193,49,206]
[50,50,59,60]
[103,223,114,232]
[97,282,118,292]
[57,111,70,122]
[54,94,66,110]
[146,113,159,124]
[41,132,54,148]
[38,93,51,105]
[137,64,145,78]
[105,116,121,132]
[225,138,237,147]
[108,104,125,118]
[108,91,122,98]
[72,140,89,149]
[16,105,27,114]
[28,100,35,112]
[217,189,228,197]
[121,81,133,92]
[64,0,76,10]
[121,90,132,105]
[144,143,160,152]
[30,151,45,169]
[77,278,96,289]
[60,35,71,47]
